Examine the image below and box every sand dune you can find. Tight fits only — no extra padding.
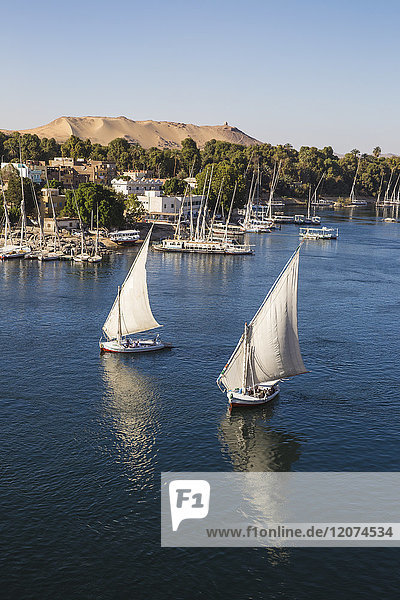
[1,116,261,149]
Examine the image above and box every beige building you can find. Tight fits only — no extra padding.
[47,158,117,188]
[43,217,80,233]
[40,188,67,218]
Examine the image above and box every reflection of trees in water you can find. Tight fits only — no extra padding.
[219,404,303,472]
[101,355,161,487]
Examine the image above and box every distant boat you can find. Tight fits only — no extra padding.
[217,246,307,407]
[109,229,141,245]
[100,225,171,354]
[299,227,338,240]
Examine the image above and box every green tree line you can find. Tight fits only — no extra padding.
[2,130,399,219]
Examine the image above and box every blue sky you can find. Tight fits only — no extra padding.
[1,0,399,153]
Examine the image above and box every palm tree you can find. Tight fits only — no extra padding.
[373,146,381,158]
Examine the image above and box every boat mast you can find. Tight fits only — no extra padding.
[267,161,281,220]
[174,157,195,241]
[244,170,256,228]
[117,286,122,343]
[201,163,214,240]
[242,322,249,391]
[384,169,393,204]
[30,179,44,249]
[95,204,99,255]
[189,192,193,239]
[390,173,400,203]
[0,172,12,248]
[207,177,224,241]
[19,141,26,248]
[46,175,61,251]
[72,188,85,255]
[223,182,237,243]
[376,175,383,206]
[349,159,360,203]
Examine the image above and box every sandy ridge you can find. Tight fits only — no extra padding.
[0,115,261,149]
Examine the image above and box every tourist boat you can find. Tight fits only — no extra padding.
[271,213,295,224]
[217,245,307,407]
[299,226,338,240]
[100,226,171,354]
[153,238,253,255]
[109,229,141,244]
[239,217,272,233]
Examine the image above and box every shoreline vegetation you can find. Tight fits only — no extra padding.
[0,131,392,229]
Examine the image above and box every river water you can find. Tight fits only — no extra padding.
[1,209,400,599]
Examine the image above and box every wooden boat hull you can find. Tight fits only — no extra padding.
[38,254,59,262]
[0,252,26,260]
[100,339,172,354]
[228,385,280,408]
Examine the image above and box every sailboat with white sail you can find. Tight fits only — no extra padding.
[217,245,307,407]
[100,225,170,354]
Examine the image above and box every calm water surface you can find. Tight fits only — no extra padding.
[1,209,400,599]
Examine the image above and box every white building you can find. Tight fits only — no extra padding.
[1,162,43,183]
[111,177,164,196]
[137,191,203,217]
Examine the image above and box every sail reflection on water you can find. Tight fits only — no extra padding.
[101,355,161,487]
[219,406,302,472]
[219,406,303,528]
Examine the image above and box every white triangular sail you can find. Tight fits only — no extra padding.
[102,226,161,339]
[219,247,306,391]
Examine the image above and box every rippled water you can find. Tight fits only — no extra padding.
[1,209,400,599]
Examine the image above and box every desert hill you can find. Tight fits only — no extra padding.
[1,116,261,149]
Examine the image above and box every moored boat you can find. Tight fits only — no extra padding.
[109,229,141,245]
[299,226,338,240]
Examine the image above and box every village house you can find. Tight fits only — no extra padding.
[40,188,67,218]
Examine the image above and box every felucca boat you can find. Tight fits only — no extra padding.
[100,225,171,354]
[217,245,307,407]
